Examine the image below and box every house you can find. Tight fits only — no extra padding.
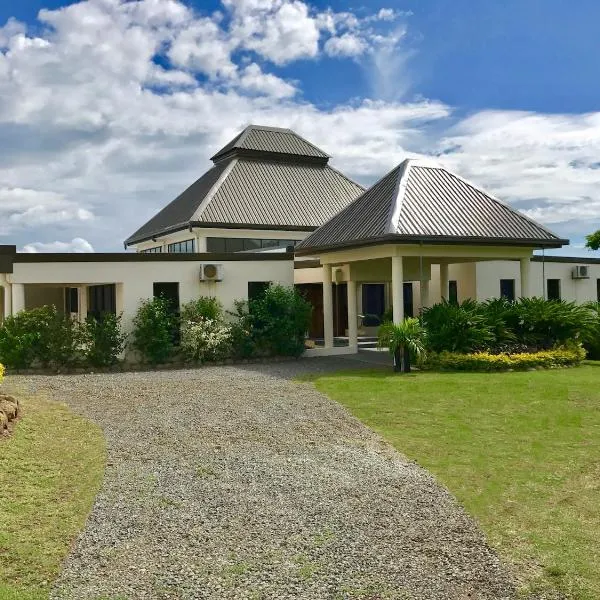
[0,125,599,357]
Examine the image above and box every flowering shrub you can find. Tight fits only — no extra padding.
[0,363,4,383]
[180,318,232,363]
[424,345,586,372]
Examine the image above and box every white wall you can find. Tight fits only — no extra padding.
[11,258,294,334]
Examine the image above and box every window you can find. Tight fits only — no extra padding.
[88,284,116,319]
[167,239,195,253]
[547,279,561,301]
[448,280,458,304]
[248,281,270,301]
[153,283,180,343]
[140,246,162,254]
[65,287,78,313]
[597,279,600,302]
[403,282,414,318]
[206,237,297,252]
[500,279,515,301]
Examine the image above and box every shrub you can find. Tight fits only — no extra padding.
[228,300,256,359]
[583,302,600,360]
[82,313,126,367]
[131,297,178,364]
[0,362,4,383]
[247,284,312,357]
[425,345,586,372]
[421,300,496,353]
[180,318,232,362]
[181,296,223,323]
[378,318,426,373]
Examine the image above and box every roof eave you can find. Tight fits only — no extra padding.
[295,234,569,255]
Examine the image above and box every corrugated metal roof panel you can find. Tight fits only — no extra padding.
[198,159,363,227]
[211,125,328,162]
[298,159,565,251]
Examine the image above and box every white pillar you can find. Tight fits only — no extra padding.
[2,284,11,318]
[391,255,404,324]
[440,263,449,302]
[420,278,430,313]
[347,279,358,351]
[12,283,25,314]
[520,257,531,298]
[322,265,334,348]
[78,285,88,322]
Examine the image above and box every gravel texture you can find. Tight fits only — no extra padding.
[9,355,517,600]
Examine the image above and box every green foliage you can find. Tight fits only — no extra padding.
[82,313,127,367]
[425,345,586,372]
[131,296,178,364]
[180,319,232,363]
[228,300,256,359]
[421,300,496,353]
[422,297,598,354]
[180,296,223,323]
[378,318,426,372]
[248,284,312,357]
[583,302,600,360]
[585,229,600,251]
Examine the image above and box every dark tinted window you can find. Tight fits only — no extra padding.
[597,279,600,302]
[140,246,162,254]
[65,287,79,313]
[547,279,561,301]
[500,279,515,301]
[248,281,270,301]
[206,237,297,252]
[167,239,195,253]
[449,280,458,304]
[88,284,116,319]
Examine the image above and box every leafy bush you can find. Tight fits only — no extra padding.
[82,313,126,367]
[425,345,586,372]
[0,306,71,369]
[378,318,427,373]
[181,319,232,362]
[583,302,600,360]
[131,297,178,364]
[0,362,4,382]
[181,296,223,323]
[228,300,256,359]
[248,284,312,357]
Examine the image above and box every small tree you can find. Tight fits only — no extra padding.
[378,318,426,373]
[132,296,178,364]
[585,230,600,251]
[82,313,126,367]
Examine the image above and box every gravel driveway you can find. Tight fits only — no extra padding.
[10,357,516,600]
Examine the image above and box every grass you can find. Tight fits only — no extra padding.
[309,365,600,599]
[0,392,105,599]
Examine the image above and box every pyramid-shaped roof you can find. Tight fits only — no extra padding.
[125,125,362,246]
[296,159,567,253]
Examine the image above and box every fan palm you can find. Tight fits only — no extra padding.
[378,318,427,373]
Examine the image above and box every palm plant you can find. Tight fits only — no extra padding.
[378,318,426,373]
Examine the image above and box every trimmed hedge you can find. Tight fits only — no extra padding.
[425,345,586,372]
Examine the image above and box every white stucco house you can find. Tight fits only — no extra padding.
[1,124,599,356]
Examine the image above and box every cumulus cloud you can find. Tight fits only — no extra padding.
[20,237,95,253]
[0,0,598,255]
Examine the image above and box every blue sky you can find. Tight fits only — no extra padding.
[0,0,599,254]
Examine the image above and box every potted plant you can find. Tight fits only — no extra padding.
[378,318,426,373]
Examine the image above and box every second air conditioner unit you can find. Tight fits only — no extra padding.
[572,265,590,279]
[199,263,223,282]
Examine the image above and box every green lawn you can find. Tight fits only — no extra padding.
[310,365,600,599]
[0,392,105,599]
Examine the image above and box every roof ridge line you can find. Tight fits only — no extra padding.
[190,157,238,222]
[438,165,563,242]
[386,159,411,234]
[325,163,366,191]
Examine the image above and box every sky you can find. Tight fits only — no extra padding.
[1,0,600,256]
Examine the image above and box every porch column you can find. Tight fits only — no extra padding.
[2,283,11,318]
[440,263,449,302]
[78,285,88,322]
[420,278,430,313]
[391,255,404,323]
[520,257,531,298]
[12,283,25,314]
[322,265,334,348]
[347,278,358,350]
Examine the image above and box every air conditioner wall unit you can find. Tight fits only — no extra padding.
[199,263,223,281]
[571,265,590,280]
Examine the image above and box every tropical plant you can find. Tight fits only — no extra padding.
[583,301,600,359]
[131,296,179,364]
[421,300,496,353]
[378,318,427,373]
[585,229,600,251]
[228,300,256,359]
[82,313,126,367]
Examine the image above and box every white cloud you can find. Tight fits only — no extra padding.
[20,237,95,253]
[0,0,599,255]
[324,33,367,57]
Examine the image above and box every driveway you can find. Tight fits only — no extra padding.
[11,357,516,599]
